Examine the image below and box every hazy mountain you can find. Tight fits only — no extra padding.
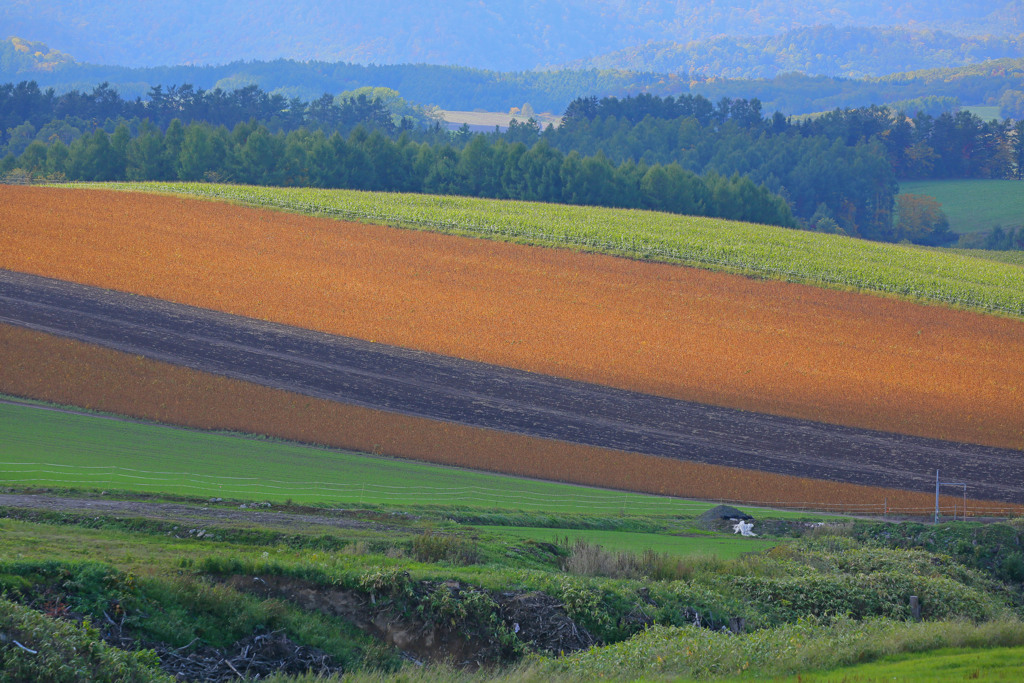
[567,26,1024,80]
[2,0,1022,71]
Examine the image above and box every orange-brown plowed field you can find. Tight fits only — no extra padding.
[5,323,1017,516]
[3,186,1023,450]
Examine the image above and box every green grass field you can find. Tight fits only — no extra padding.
[899,179,1024,234]
[0,396,769,517]
[92,182,1024,317]
[479,525,777,558]
[791,645,1024,682]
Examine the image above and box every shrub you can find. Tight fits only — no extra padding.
[411,530,480,565]
[0,597,169,682]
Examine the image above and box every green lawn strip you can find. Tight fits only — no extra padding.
[476,526,777,559]
[780,645,1024,682]
[0,396,848,521]
[0,398,710,514]
[899,179,1024,234]
[91,182,1024,317]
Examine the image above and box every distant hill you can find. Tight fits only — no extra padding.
[567,26,1024,80]
[1,0,1022,71]
[3,38,1022,117]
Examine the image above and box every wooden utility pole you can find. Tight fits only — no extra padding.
[934,470,967,524]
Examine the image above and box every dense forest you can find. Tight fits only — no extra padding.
[3,1,1019,71]
[3,82,1022,246]
[4,38,1024,117]
[0,83,795,230]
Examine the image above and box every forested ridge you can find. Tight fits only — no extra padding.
[571,27,1024,80]
[3,82,1022,245]
[4,38,1024,117]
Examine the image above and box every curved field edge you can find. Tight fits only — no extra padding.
[2,324,1019,517]
[94,182,1024,318]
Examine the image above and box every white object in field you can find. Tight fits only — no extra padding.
[732,519,757,537]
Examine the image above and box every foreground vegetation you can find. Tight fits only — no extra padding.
[2,498,1022,681]
[113,182,1024,316]
[2,394,1024,680]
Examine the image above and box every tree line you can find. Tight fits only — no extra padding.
[1,117,795,229]
[545,94,1023,243]
[0,80,415,142]
[4,82,1022,245]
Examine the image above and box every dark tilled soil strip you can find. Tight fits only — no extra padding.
[2,269,1022,504]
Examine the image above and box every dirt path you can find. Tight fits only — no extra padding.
[0,492,382,531]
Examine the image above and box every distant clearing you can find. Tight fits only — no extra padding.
[4,185,1023,450]
[898,179,1024,234]
[439,109,562,130]
[960,105,1003,120]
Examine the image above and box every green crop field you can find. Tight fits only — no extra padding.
[0,396,765,516]
[939,248,1024,267]
[94,182,1024,317]
[899,179,1024,234]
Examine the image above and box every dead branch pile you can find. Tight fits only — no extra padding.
[154,630,340,681]
[497,591,594,654]
[97,609,341,681]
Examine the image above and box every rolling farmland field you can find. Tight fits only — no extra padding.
[2,183,1023,513]
[111,182,1024,316]
[3,185,1022,450]
[3,182,1024,681]
[5,269,1022,510]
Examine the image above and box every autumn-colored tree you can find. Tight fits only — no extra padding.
[893,193,955,245]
